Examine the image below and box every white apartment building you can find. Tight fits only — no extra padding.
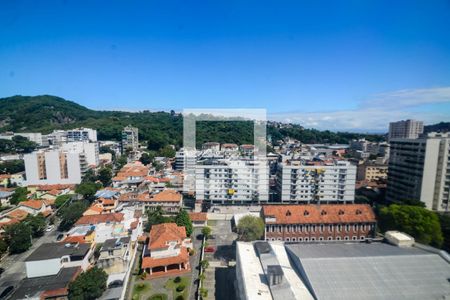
[61,141,99,166]
[66,127,97,142]
[387,132,450,211]
[276,159,356,203]
[122,125,139,154]
[388,119,424,140]
[195,158,269,204]
[24,149,89,185]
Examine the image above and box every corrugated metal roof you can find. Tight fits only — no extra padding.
[286,243,450,300]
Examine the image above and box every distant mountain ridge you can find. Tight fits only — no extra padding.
[1,95,446,146]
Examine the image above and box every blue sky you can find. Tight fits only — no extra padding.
[0,0,449,131]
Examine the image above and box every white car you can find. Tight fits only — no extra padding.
[46,225,54,232]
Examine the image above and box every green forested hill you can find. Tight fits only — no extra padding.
[0,95,388,147]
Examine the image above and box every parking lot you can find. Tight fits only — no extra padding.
[203,220,237,300]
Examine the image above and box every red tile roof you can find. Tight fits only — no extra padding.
[150,190,182,203]
[75,213,124,225]
[189,212,207,222]
[142,247,189,269]
[149,223,186,250]
[19,200,45,210]
[6,208,29,221]
[62,236,87,244]
[262,204,376,225]
[29,184,75,191]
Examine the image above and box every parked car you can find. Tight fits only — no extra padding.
[0,268,4,277]
[108,280,123,288]
[56,233,64,241]
[204,246,216,253]
[46,225,54,232]
[0,286,14,299]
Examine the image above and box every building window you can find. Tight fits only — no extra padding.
[353,224,357,231]
[336,237,341,241]
[312,225,316,232]
[311,237,316,241]
[292,238,296,242]
[352,236,357,240]
[277,238,282,241]
[286,238,290,242]
[344,236,349,240]
[320,224,324,232]
[327,237,333,241]
[360,236,365,240]
[345,224,350,232]
[337,225,342,232]
[304,237,309,241]
[299,237,303,242]
[328,225,333,232]
[319,237,324,241]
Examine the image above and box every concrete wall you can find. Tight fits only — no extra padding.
[25,259,61,278]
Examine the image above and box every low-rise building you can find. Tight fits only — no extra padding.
[357,161,388,182]
[237,239,450,300]
[189,212,207,227]
[262,204,376,242]
[97,237,131,275]
[25,243,93,278]
[141,223,192,278]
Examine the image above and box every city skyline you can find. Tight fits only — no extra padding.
[1,1,450,131]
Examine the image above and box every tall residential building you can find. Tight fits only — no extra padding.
[276,159,356,203]
[66,128,97,142]
[388,119,424,140]
[24,149,89,185]
[61,141,99,167]
[195,158,269,204]
[386,132,450,211]
[121,125,139,154]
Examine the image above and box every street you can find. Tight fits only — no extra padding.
[0,227,59,290]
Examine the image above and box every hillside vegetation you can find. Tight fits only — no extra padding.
[1,95,391,147]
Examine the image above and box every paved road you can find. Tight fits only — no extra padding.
[189,227,202,300]
[0,227,60,289]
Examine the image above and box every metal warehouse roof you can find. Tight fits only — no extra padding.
[286,243,450,300]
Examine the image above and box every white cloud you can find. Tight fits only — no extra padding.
[270,87,450,132]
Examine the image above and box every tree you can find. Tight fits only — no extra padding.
[68,266,108,300]
[55,194,73,209]
[175,209,193,237]
[236,216,265,241]
[81,169,97,183]
[139,152,154,166]
[378,204,443,247]
[4,222,32,254]
[11,135,37,153]
[145,206,173,231]
[58,201,89,231]
[10,187,28,205]
[158,145,176,158]
[116,155,128,169]
[200,259,209,270]
[0,239,8,256]
[97,167,112,187]
[75,182,101,201]
[0,159,25,174]
[153,162,164,172]
[25,213,46,238]
[202,226,212,239]
[438,214,450,252]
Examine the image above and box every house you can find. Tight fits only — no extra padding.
[0,188,14,206]
[141,223,192,278]
[83,203,104,216]
[112,162,149,191]
[75,213,124,226]
[18,199,49,216]
[0,208,29,235]
[97,237,131,274]
[9,267,81,300]
[62,226,96,244]
[262,204,376,242]
[145,189,183,213]
[0,174,11,187]
[25,243,93,278]
[27,184,75,199]
[82,198,118,216]
[189,212,207,227]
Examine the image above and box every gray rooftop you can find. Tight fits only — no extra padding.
[25,243,91,261]
[95,189,119,199]
[101,237,130,251]
[286,242,450,300]
[10,267,79,300]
